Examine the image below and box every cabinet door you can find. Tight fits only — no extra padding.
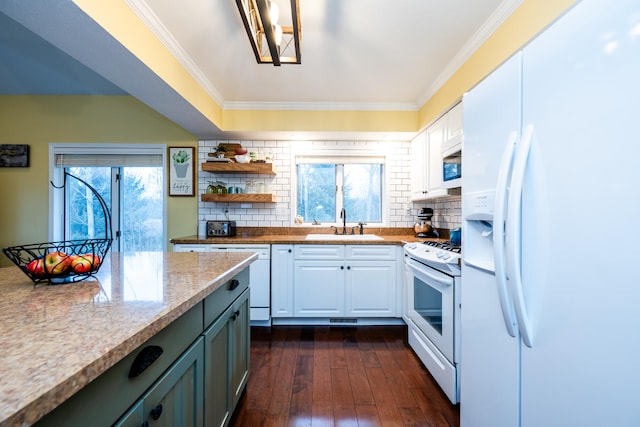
[203,288,250,427]
[410,131,428,200]
[271,245,294,317]
[345,261,397,317]
[426,116,445,193]
[203,307,231,427]
[293,260,344,316]
[142,338,204,427]
[229,290,250,410]
[446,102,463,142]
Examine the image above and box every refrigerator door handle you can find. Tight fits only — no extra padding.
[506,124,535,347]
[494,131,519,337]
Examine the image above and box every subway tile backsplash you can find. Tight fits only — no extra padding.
[198,139,461,230]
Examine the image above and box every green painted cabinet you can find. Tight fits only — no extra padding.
[203,287,250,427]
[35,269,250,427]
[114,338,204,427]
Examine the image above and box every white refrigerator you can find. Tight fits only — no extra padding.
[461,0,640,426]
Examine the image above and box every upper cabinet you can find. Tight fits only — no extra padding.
[411,102,463,201]
[445,102,463,145]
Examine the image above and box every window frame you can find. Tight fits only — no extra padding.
[48,143,168,251]
[291,146,389,226]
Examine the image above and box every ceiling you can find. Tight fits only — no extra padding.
[0,0,519,139]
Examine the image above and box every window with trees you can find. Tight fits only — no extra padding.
[296,155,384,225]
[50,144,165,252]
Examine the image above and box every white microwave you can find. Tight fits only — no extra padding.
[442,137,462,189]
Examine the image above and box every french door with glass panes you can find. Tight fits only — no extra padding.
[63,166,163,252]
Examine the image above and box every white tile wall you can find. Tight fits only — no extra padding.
[198,139,461,229]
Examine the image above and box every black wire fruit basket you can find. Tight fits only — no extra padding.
[2,172,113,285]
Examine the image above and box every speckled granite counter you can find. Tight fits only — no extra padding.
[0,251,257,427]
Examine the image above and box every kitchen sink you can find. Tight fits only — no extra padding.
[304,233,384,241]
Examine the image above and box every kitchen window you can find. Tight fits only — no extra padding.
[295,154,384,225]
[49,144,166,251]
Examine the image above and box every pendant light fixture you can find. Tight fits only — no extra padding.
[235,0,301,66]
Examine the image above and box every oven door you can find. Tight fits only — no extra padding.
[406,257,455,363]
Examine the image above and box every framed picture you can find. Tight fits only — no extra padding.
[168,146,195,196]
[0,144,29,167]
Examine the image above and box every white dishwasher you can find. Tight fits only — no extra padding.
[208,244,271,324]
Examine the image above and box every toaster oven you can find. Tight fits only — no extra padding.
[206,220,236,237]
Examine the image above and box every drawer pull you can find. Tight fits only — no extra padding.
[231,309,241,321]
[128,345,164,378]
[150,404,163,420]
[228,279,240,291]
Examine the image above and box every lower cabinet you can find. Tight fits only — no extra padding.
[35,269,250,427]
[203,288,250,427]
[115,338,205,427]
[272,244,398,318]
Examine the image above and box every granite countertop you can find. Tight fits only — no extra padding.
[0,251,257,427]
[170,233,444,246]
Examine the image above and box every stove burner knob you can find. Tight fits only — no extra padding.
[441,252,451,260]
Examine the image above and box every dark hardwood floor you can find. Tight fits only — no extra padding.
[229,325,460,427]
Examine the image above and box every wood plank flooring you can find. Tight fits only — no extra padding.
[229,325,460,427]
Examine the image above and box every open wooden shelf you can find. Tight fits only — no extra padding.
[201,162,276,175]
[200,193,277,203]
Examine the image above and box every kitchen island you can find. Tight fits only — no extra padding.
[0,250,257,427]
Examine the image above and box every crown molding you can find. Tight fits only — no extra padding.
[223,101,419,111]
[417,0,522,106]
[125,0,225,106]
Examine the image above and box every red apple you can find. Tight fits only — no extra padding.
[26,258,45,277]
[44,251,71,275]
[70,254,99,273]
[70,255,90,273]
[235,148,248,155]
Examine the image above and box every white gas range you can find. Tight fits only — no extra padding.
[403,240,462,404]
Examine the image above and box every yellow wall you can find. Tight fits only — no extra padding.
[0,95,197,267]
[419,0,577,128]
[72,0,576,134]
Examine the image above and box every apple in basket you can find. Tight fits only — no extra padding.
[44,251,71,275]
[25,258,45,277]
[70,254,100,273]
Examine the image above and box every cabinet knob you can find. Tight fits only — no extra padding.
[347,266,351,270]
[231,309,241,321]
[150,404,163,420]
[340,266,344,270]
[288,249,292,253]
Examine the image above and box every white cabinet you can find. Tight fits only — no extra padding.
[411,101,462,201]
[271,244,294,317]
[274,245,398,318]
[426,116,446,194]
[445,101,463,144]
[410,131,428,200]
[294,260,345,316]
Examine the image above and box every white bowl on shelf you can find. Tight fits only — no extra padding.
[235,155,250,163]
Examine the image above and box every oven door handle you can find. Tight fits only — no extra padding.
[407,258,452,288]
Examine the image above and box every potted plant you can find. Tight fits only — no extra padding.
[214,144,227,158]
[172,149,191,178]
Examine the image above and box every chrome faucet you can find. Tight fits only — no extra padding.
[340,208,347,234]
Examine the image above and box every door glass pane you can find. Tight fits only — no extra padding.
[414,277,443,334]
[297,164,336,222]
[343,164,382,222]
[66,167,112,241]
[121,167,163,251]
